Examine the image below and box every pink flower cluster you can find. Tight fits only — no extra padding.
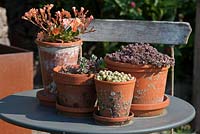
[22,4,94,42]
[130,1,136,8]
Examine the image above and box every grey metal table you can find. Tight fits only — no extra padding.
[0,89,195,134]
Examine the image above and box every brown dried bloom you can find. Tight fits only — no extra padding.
[22,4,94,43]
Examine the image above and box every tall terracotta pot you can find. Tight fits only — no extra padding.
[94,78,135,125]
[53,66,96,117]
[104,57,170,116]
[35,39,82,107]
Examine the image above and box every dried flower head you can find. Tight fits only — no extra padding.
[22,4,95,43]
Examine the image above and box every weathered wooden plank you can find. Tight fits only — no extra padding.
[192,0,200,133]
[81,19,192,45]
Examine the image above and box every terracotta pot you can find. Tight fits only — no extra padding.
[53,66,96,116]
[93,109,134,126]
[104,57,169,104]
[35,39,82,106]
[131,95,170,117]
[94,78,136,118]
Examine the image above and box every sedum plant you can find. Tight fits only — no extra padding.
[22,4,94,43]
[106,43,175,68]
[60,54,104,74]
[96,70,133,82]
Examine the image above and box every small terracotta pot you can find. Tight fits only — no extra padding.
[53,66,96,116]
[131,95,170,117]
[94,78,136,118]
[35,39,82,107]
[104,57,169,104]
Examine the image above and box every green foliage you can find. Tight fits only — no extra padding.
[62,54,104,74]
[102,0,183,20]
[175,124,194,134]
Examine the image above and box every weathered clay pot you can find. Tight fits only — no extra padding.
[53,66,96,117]
[104,57,169,116]
[35,39,82,107]
[94,78,136,119]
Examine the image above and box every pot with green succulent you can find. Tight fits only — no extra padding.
[104,43,174,117]
[22,4,94,107]
[53,55,103,117]
[94,70,136,125]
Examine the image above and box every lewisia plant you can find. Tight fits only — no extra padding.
[22,4,94,43]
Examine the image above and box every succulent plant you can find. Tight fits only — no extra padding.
[96,70,133,82]
[60,54,104,74]
[106,43,175,67]
[22,4,94,43]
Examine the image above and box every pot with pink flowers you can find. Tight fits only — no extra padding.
[22,4,94,107]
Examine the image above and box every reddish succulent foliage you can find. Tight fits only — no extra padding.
[106,43,175,67]
[22,4,94,43]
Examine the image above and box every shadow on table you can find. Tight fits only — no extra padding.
[0,95,96,125]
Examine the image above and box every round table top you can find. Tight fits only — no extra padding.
[0,89,195,134]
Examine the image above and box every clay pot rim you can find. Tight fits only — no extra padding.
[104,56,170,71]
[53,66,95,78]
[131,95,170,111]
[35,39,83,48]
[56,102,95,113]
[93,110,134,123]
[36,90,56,103]
[94,77,136,85]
